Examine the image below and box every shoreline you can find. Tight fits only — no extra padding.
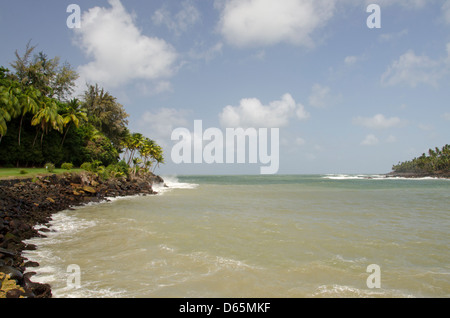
[0,171,165,298]
[385,171,450,179]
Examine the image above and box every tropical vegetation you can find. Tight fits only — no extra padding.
[392,145,450,174]
[0,42,164,178]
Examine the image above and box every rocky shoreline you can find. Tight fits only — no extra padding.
[0,172,164,298]
[385,170,450,179]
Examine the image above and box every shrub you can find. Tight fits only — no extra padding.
[80,161,105,174]
[105,163,127,180]
[45,163,55,173]
[20,169,28,175]
[80,162,92,172]
[61,162,74,170]
[90,160,102,172]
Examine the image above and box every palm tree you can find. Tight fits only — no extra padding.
[138,137,164,173]
[152,145,164,172]
[16,86,40,146]
[0,105,11,140]
[60,98,88,146]
[123,133,144,167]
[0,83,20,141]
[31,98,63,146]
[0,87,12,139]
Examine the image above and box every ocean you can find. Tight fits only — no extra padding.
[22,175,450,298]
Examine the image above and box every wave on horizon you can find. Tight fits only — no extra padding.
[322,174,446,180]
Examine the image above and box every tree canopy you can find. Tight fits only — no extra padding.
[82,84,129,150]
[392,145,450,174]
[10,41,78,101]
[0,42,164,174]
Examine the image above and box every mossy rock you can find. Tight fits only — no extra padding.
[82,185,96,194]
[0,272,25,298]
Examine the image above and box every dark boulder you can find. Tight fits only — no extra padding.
[0,265,23,282]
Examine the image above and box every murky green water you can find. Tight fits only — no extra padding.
[23,175,450,298]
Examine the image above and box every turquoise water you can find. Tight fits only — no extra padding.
[23,174,450,298]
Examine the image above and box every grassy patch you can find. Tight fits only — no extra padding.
[0,168,84,180]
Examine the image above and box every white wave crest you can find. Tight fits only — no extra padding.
[323,174,384,180]
[322,174,447,180]
[152,175,199,195]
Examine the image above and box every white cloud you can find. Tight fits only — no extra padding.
[443,113,450,121]
[74,0,178,89]
[296,104,310,121]
[219,93,309,128]
[361,134,379,146]
[152,1,201,36]
[140,108,190,146]
[215,0,435,48]
[381,46,450,87]
[353,114,402,129]
[217,0,336,48]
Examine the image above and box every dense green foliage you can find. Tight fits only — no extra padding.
[392,145,450,173]
[0,43,164,173]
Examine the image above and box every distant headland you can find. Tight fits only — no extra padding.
[387,145,450,179]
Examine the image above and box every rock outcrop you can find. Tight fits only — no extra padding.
[0,171,164,298]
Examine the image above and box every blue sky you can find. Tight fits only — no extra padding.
[1,0,449,175]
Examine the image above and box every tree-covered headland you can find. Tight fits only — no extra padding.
[392,145,450,175]
[0,42,164,179]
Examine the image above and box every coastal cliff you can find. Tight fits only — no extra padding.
[0,172,164,298]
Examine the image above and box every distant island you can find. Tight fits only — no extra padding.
[388,145,450,178]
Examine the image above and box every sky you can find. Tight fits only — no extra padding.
[0,0,449,175]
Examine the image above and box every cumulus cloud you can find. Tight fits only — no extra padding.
[140,108,190,146]
[361,134,379,146]
[216,0,434,49]
[381,45,450,87]
[216,0,336,48]
[353,114,403,129]
[73,0,178,89]
[219,93,309,128]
